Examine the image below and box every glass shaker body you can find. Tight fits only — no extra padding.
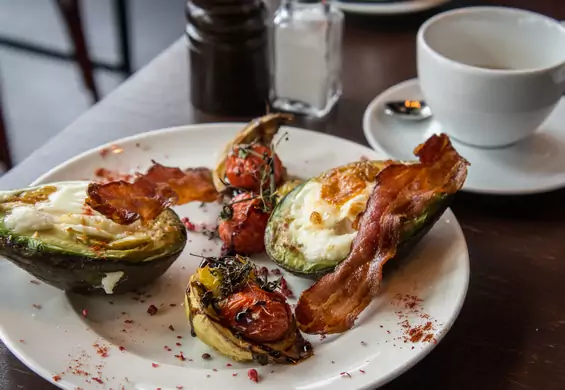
[270,1,344,118]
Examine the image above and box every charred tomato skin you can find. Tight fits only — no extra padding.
[225,144,284,192]
[219,283,290,343]
[218,193,270,255]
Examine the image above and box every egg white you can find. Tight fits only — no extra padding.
[287,179,375,263]
[3,181,142,240]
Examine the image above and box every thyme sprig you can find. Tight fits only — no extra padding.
[191,254,283,299]
[222,134,290,219]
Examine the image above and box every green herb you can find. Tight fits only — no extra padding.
[259,277,282,293]
[192,254,254,299]
[220,204,233,220]
[237,146,250,159]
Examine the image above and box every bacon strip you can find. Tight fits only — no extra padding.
[294,134,469,335]
[86,161,218,225]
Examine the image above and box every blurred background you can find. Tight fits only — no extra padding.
[0,0,188,168]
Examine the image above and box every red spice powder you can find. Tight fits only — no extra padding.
[393,293,423,310]
[92,378,104,384]
[119,346,126,351]
[248,369,259,383]
[280,277,294,298]
[93,343,109,357]
[181,217,196,231]
[423,334,435,343]
[175,352,186,361]
[152,363,159,368]
[393,294,438,344]
[52,375,62,382]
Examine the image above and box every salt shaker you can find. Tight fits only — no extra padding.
[270,0,344,118]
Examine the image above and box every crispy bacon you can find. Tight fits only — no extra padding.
[86,161,218,224]
[294,134,469,335]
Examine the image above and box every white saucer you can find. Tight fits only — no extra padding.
[363,78,565,195]
[336,0,451,15]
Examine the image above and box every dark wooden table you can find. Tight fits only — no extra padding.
[2,0,565,389]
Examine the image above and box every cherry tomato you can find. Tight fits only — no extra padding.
[218,192,270,255]
[220,283,290,343]
[225,144,284,192]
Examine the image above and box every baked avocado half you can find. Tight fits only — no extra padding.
[185,255,313,365]
[0,181,187,294]
[264,160,452,279]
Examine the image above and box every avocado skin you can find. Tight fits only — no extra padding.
[265,178,453,280]
[0,209,187,295]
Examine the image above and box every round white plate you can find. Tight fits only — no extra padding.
[364,78,565,195]
[0,124,469,390]
[336,0,451,15]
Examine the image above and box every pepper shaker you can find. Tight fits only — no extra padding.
[270,0,344,117]
[186,0,270,116]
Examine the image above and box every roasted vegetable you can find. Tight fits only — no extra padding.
[294,134,469,335]
[218,193,272,255]
[264,140,464,280]
[213,113,293,194]
[225,144,285,192]
[265,160,395,278]
[185,255,313,365]
[0,181,187,294]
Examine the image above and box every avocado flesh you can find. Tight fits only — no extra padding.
[0,182,187,294]
[264,162,452,279]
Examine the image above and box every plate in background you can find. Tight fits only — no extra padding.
[336,0,452,15]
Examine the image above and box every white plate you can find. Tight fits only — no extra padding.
[0,123,469,390]
[363,78,565,195]
[336,0,451,15]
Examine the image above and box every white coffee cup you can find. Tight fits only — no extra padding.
[417,6,565,148]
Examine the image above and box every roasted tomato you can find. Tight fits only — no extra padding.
[219,283,290,343]
[218,193,271,255]
[225,144,284,192]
